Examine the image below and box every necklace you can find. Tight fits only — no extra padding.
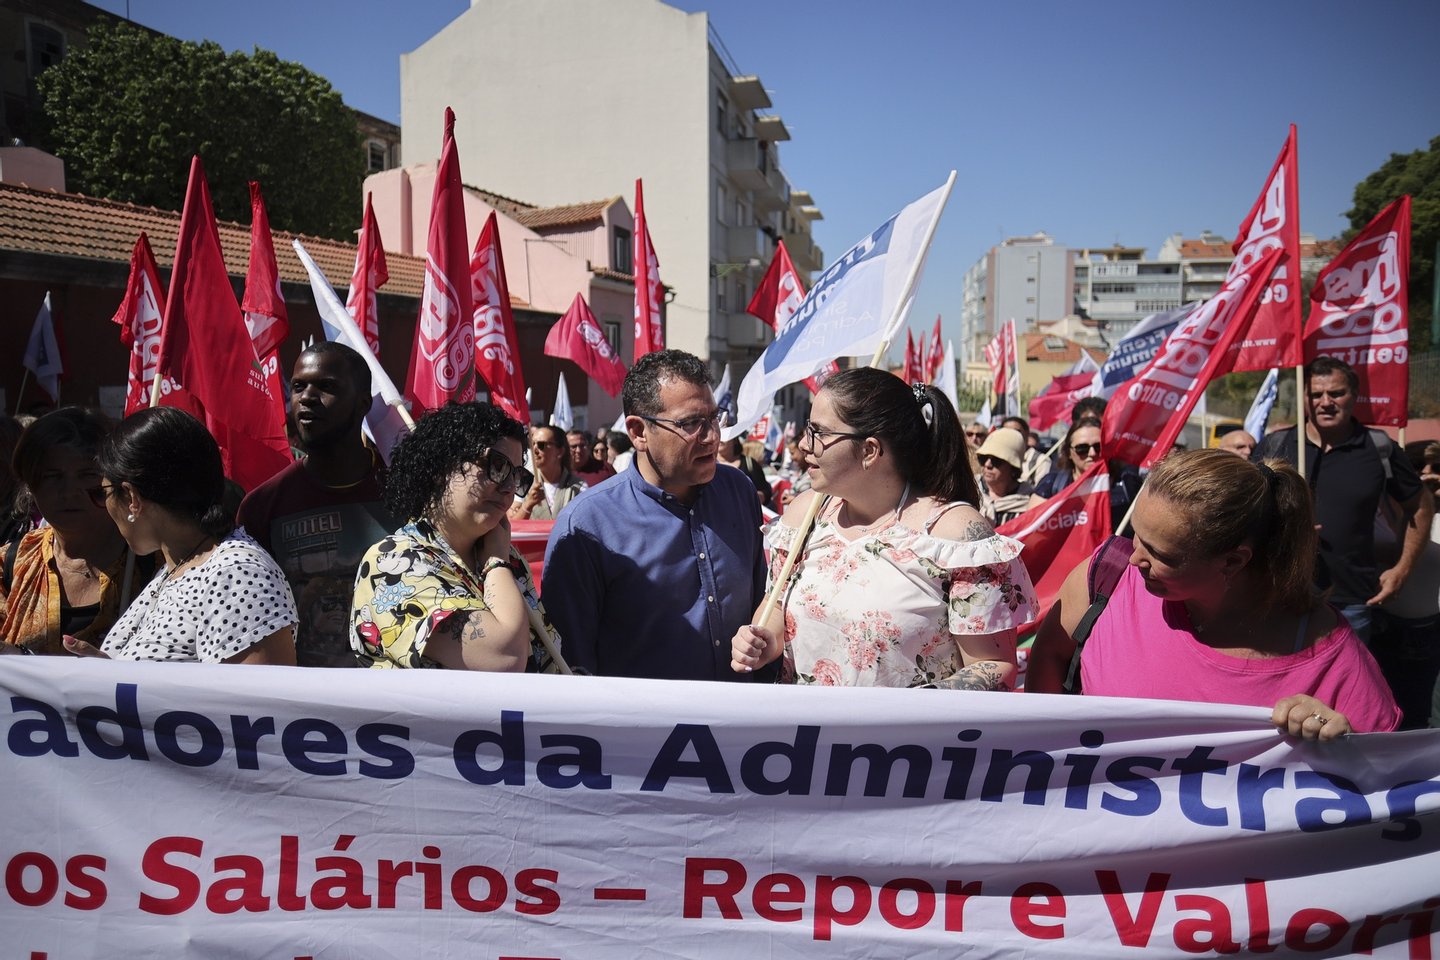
[165,534,214,580]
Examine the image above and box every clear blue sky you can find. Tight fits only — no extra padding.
[94,0,1440,357]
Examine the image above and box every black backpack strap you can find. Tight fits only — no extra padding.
[1062,534,1132,694]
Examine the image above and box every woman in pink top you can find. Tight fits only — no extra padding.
[1028,449,1400,738]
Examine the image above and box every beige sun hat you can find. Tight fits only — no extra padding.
[975,427,1026,471]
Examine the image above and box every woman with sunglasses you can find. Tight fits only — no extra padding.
[1028,417,1102,507]
[351,402,560,672]
[731,368,1037,689]
[1,408,149,655]
[64,406,296,664]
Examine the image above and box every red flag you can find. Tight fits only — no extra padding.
[747,240,805,332]
[632,178,664,360]
[1103,245,1283,469]
[1304,196,1410,426]
[406,107,476,416]
[471,212,531,423]
[923,315,944,381]
[545,292,628,397]
[902,329,922,384]
[155,156,290,490]
[111,233,168,417]
[1226,125,1302,372]
[241,181,289,358]
[1027,371,1098,433]
[984,329,1004,398]
[997,463,1112,632]
[346,193,389,357]
[802,361,839,395]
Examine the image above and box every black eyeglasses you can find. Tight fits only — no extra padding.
[964,429,987,438]
[86,485,115,509]
[473,449,532,493]
[803,420,867,451]
[1070,443,1100,458]
[640,411,723,439]
[978,455,1008,469]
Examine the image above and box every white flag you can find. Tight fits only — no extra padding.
[935,338,958,411]
[22,292,62,403]
[293,239,410,463]
[975,397,993,429]
[1244,367,1280,441]
[714,362,735,425]
[550,373,573,431]
[724,174,955,440]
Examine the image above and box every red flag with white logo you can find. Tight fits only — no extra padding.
[1027,371,1098,433]
[747,240,836,392]
[155,156,291,490]
[471,211,530,423]
[406,107,476,417]
[545,292,628,397]
[997,462,1112,632]
[902,329,922,384]
[632,179,664,361]
[111,233,168,417]
[1103,245,1283,469]
[346,193,389,357]
[747,240,805,332]
[1304,196,1410,426]
[1000,319,1021,416]
[984,329,1004,398]
[923,315,944,381]
[1226,125,1302,372]
[240,181,289,358]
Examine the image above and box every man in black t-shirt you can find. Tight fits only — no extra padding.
[1252,357,1432,644]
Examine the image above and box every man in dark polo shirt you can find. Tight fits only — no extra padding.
[238,342,396,666]
[1253,356,1432,644]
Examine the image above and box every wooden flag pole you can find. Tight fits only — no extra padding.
[752,171,957,633]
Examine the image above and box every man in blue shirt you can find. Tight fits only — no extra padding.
[543,350,769,681]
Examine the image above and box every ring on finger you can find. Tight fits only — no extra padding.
[1310,713,1326,724]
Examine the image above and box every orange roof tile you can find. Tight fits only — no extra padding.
[590,266,634,285]
[1023,333,1106,365]
[1179,238,1232,259]
[463,184,615,231]
[0,180,427,298]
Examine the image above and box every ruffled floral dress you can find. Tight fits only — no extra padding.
[768,501,1037,687]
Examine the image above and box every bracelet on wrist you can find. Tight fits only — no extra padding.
[480,556,517,580]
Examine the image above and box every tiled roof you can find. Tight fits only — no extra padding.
[0,181,427,298]
[463,184,615,231]
[1023,333,1106,365]
[590,266,634,285]
[1179,239,1232,259]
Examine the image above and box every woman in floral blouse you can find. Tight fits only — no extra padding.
[730,368,1037,689]
[350,402,560,672]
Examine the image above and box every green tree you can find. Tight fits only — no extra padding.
[38,21,363,239]
[1346,134,1440,352]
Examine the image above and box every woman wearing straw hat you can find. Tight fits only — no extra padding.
[729,369,1036,689]
[975,427,1034,527]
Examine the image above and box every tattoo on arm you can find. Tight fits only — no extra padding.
[931,660,1009,692]
[458,613,488,646]
[960,519,995,542]
[429,610,488,648]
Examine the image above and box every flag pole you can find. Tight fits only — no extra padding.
[13,369,29,417]
[1294,365,1305,480]
[754,171,957,631]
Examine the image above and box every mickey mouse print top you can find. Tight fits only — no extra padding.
[349,519,559,672]
[101,529,298,662]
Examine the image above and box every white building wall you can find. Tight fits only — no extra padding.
[401,0,714,359]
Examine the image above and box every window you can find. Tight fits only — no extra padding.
[716,92,729,134]
[717,279,728,313]
[613,227,633,274]
[717,184,728,225]
[367,141,389,174]
[603,321,621,355]
[28,23,65,81]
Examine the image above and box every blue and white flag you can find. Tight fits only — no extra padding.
[22,291,62,403]
[1244,367,1280,441]
[724,174,955,440]
[714,362,735,426]
[294,239,411,462]
[550,372,573,431]
[1092,303,1193,400]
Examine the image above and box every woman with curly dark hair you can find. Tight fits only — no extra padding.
[350,402,561,672]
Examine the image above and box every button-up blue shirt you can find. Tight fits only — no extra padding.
[542,463,767,681]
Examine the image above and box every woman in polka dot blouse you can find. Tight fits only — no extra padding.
[63,407,298,664]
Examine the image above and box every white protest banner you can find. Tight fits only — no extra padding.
[2,659,1438,958]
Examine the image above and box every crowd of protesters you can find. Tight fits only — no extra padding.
[1,345,1436,738]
